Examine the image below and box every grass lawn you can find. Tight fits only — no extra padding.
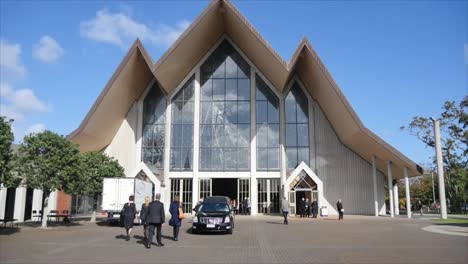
[432,218,468,225]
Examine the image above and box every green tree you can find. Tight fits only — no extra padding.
[401,96,468,213]
[0,117,16,187]
[72,151,124,223]
[16,131,80,228]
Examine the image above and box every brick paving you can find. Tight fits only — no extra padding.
[1,215,467,264]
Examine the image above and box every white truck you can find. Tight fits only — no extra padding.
[101,176,154,224]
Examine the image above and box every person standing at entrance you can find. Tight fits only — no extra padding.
[169,195,183,241]
[299,198,306,218]
[242,198,248,215]
[145,193,165,248]
[305,198,311,218]
[281,197,289,225]
[336,199,344,220]
[121,195,136,241]
[311,199,318,218]
[247,198,251,215]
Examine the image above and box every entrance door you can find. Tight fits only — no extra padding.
[237,179,250,214]
[24,188,34,221]
[199,179,212,200]
[289,190,296,215]
[5,188,16,220]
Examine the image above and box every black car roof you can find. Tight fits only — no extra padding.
[203,196,230,204]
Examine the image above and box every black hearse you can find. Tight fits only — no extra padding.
[192,196,235,234]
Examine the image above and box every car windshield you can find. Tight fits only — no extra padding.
[199,202,230,213]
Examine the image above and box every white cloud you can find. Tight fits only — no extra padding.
[0,41,26,80]
[0,82,49,121]
[80,9,190,48]
[33,36,65,63]
[26,123,47,135]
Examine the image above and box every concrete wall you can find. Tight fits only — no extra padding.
[314,102,385,215]
[104,102,138,176]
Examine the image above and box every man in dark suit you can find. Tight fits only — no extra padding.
[145,193,165,248]
[336,199,343,220]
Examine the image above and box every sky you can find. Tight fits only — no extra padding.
[0,0,466,166]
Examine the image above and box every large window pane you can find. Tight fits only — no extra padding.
[268,124,279,147]
[170,77,194,171]
[257,124,268,148]
[297,124,309,147]
[225,79,237,100]
[238,124,250,147]
[268,148,280,169]
[257,148,268,170]
[199,40,251,171]
[238,101,250,124]
[286,147,297,170]
[142,82,166,169]
[285,82,309,170]
[238,79,250,100]
[224,148,237,170]
[286,124,297,147]
[201,79,212,101]
[267,101,279,123]
[256,101,267,124]
[297,147,309,166]
[213,79,225,101]
[200,102,212,124]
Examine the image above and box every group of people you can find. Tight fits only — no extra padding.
[120,194,184,249]
[298,198,319,218]
[280,197,344,224]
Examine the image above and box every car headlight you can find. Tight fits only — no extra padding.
[224,216,230,223]
[193,216,198,223]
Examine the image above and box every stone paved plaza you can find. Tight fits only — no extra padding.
[1,215,467,264]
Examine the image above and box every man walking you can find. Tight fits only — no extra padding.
[281,197,289,225]
[336,199,343,220]
[145,193,165,248]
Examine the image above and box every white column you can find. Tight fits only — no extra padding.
[135,100,143,166]
[432,119,447,219]
[386,161,394,218]
[163,98,172,209]
[192,69,201,213]
[14,187,27,222]
[250,69,258,215]
[393,182,399,215]
[372,156,379,216]
[404,167,411,218]
[279,96,287,199]
[0,187,7,219]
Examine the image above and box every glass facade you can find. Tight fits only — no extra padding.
[256,75,280,171]
[199,41,251,171]
[171,76,195,171]
[285,82,309,170]
[142,82,166,169]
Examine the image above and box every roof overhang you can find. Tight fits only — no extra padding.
[69,0,422,178]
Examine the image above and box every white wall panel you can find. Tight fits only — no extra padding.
[315,103,385,215]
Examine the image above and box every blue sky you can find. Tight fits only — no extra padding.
[0,0,466,166]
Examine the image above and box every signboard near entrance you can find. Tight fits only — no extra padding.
[320,206,328,217]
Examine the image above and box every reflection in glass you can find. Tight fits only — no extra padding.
[142,82,166,169]
[285,82,309,170]
[199,40,251,171]
[256,75,280,170]
[170,76,195,171]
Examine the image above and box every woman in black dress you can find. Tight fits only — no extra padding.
[121,195,136,241]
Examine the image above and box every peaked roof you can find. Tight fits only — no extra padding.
[69,0,422,178]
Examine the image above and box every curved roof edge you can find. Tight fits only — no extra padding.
[69,0,422,178]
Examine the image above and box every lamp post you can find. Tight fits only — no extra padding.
[431,118,447,219]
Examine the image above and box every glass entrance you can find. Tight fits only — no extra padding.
[257,178,280,214]
[170,178,193,214]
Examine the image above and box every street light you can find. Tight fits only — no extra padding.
[430,118,447,219]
